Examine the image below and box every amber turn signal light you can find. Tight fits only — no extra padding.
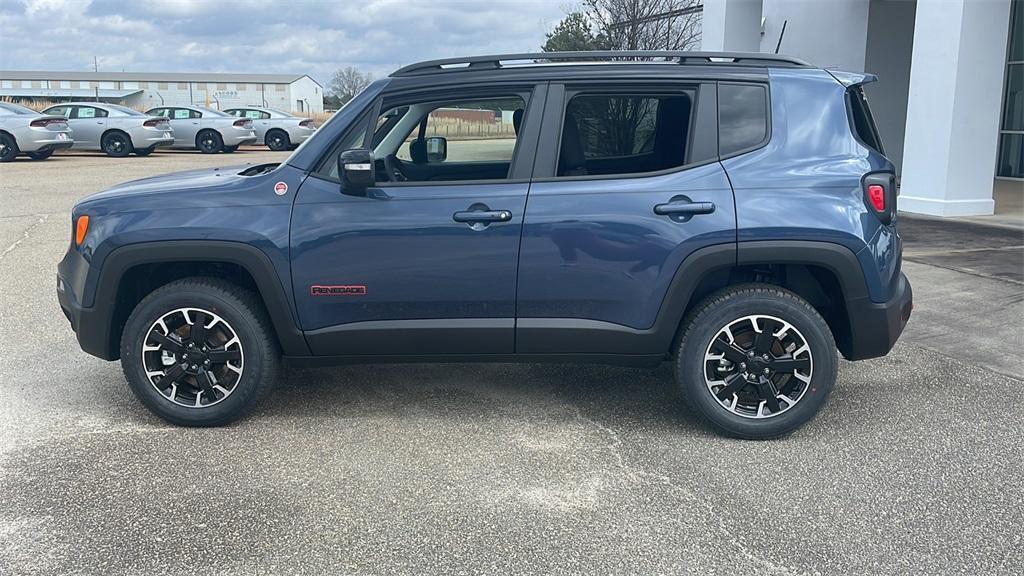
[75,215,90,246]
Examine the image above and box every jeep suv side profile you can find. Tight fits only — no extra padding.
[57,52,912,439]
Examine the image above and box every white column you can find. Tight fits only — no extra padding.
[899,0,1013,217]
[702,0,763,52]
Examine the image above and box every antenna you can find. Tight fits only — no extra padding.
[775,20,788,54]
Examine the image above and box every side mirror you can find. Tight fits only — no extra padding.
[338,148,375,195]
[425,136,447,162]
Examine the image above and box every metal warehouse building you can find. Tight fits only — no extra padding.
[0,71,324,114]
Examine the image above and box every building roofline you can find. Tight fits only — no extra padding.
[0,70,322,86]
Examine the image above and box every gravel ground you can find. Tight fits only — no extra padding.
[1,149,1022,575]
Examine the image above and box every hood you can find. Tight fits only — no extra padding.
[76,163,279,213]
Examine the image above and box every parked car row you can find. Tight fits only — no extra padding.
[0,101,316,162]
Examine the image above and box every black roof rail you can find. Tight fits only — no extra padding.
[391,51,812,77]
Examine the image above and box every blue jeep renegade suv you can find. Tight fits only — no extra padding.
[57,52,912,439]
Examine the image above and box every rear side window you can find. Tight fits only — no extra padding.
[556,90,695,177]
[718,83,768,156]
[73,106,108,119]
[848,87,884,154]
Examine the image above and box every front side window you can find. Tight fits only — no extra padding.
[556,91,695,177]
[718,83,769,156]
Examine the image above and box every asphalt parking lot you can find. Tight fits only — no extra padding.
[1,149,1022,575]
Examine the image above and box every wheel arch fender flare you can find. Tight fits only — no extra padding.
[101,128,132,144]
[94,240,309,356]
[651,240,870,352]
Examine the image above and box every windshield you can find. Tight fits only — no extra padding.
[0,102,38,115]
[103,103,146,116]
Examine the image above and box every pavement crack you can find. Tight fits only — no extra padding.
[0,214,50,261]
[903,255,1023,285]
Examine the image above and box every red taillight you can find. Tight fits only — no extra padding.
[30,118,64,127]
[863,172,896,225]
[867,184,885,212]
[233,119,251,128]
[143,118,166,127]
[299,119,314,128]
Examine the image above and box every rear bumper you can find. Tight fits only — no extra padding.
[843,272,913,360]
[22,135,74,153]
[34,141,74,153]
[223,131,257,147]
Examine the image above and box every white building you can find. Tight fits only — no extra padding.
[703,0,1022,218]
[0,71,324,114]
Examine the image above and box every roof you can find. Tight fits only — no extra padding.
[391,51,811,77]
[0,70,322,87]
[0,88,143,99]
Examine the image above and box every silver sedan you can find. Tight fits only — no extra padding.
[0,102,73,162]
[145,105,257,154]
[223,106,316,151]
[40,102,173,157]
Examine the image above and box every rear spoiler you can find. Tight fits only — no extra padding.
[826,70,878,88]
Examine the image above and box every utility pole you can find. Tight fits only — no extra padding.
[93,56,98,72]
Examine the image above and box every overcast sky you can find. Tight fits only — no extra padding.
[0,0,567,84]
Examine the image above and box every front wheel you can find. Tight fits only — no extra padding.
[120,278,280,426]
[196,130,224,154]
[101,131,132,157]
[27,149,54,160]
[675,285,837,440]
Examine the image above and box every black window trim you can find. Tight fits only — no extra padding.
[310,84,544,187]
[844,85,885,156]
[717,80,772,161]
[531,80,718,182]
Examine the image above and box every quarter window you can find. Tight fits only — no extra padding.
[718,83,768,156]
[555,91,695,177]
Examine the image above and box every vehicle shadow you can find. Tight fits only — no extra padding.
[251,361,714,436]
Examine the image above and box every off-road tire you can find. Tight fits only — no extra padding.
[675,284,838,440]
[120,277,280,426]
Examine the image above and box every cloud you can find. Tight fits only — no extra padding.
[0,0,566,84]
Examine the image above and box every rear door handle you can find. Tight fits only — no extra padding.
[453,210,512,223]
[654,200,716,216]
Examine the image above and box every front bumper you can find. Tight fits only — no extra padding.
[57,248,115,360]
[843,272,913,361]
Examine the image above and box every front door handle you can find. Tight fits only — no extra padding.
[453,210,512,223]
[654,200,715,216]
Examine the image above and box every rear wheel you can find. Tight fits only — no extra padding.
[675,285,837,440]
[0,133,19,162]
[27,149,54,160]
[265,129,290,151]
[134,146,155,156]
[120,278,280,426]
[223,145,238,153]
[101,131,132,157]
[196,130,223,154]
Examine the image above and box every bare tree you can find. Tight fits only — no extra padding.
[579,0,702,51]
[328,66,373,105]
